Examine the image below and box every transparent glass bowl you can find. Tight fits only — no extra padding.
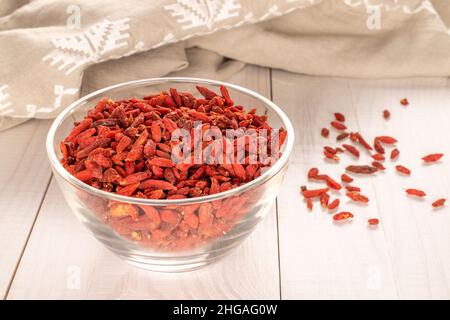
[46,78,294,272]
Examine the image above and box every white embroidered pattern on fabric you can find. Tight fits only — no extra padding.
[0,85,12,115]
[344,0,436,15]
[164,0,241,30]
[43,18,130,75]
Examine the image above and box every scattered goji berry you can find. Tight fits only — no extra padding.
[307,167,319,179]
[302,188,329,198]
[327,198,340,210]
[406,188,426,197]
[383,110,390,119]
[432,198,446,208]
[341,173,354,183]
[321,128,330,138]
[346,191,369,203]
[334,112,346,122]
[330,121,347,131]
[422,153,443,163]
[342,144,360,158]
[336,132,349,141]
[400,98,409,106]
[376,136,398,144]
[390,148,400,160]
[346,165,378,174]
[333,212,354,221]
[396,165,411,175]
[368,218,379,226]
[372,161,386,170]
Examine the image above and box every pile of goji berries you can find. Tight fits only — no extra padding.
[302,100,445,226]
[60,85,286,250]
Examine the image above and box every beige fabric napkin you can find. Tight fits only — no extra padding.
[0,0,449,130]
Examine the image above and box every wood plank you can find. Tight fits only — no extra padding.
[0,119,53,299]
[347,78,450,299]
[272,70,450,299]
[7,66,281,299]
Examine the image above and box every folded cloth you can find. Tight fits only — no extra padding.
[0,0,449,130]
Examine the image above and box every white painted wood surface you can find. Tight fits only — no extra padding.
[1,67,449,299]
[0,119,53,299]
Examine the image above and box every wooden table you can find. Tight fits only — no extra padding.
[1,66,449,299]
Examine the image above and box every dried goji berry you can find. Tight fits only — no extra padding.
[334,112,346,122]
[327,198,340,210]
[368,218,379,226]
[383,110,390,119]
[342,144,360,158]
[400,98,409,106]
[341,174,353,183]
[406,188,426,197]
[320,193,330,207]
[346,191,369,203]
[307,167,319,179]
[371,153,385,161]
[396,165,411,175]
[390,148,400,160]
[422,153,443,163]
[331,121,347,131]
[333,212,354,221]
[321,128,330,138]
[302,188,329,198]
[432,198,446,208]
[346,165,377,174]
[376,136,397,144]
[336,132,349,141]
[372,161,385,170]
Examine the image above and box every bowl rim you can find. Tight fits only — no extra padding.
[46,77,295,205]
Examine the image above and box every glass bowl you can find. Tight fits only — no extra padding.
[46,77,294,272]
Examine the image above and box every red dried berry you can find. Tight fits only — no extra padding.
[330,121,347,131]
[345,185,361,192]
[422,153,443,163]
[307,167,319,179]
[396,165,411,175]
[320,193,330,207]
[333,212,354,221]
[432,198,446,208]
[341,173,354,183]
[346,165,378,174]
[336,132,349,141]
[368,218,379,226]
[376,136,398,144]
[406,188,426,197]
[400,98,409,106]
[342,144,360,158]
[383,110,390,119]
[327,199,340,210]
[302,188,329,198]
[346,191,369,203]
[326,176,342,190]
[321,128,330,138]
[390,148,400,160]
[372,161,386,170]
[334,112,346,122]
[324,150,340,161]
[306,198,313,210]
[371,153,385,161]
[373,139,385,154]
[324,146,337,155]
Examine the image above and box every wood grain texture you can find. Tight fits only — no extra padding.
[7,66,281,300]
[272,70,450,299]
[0,119,53,299]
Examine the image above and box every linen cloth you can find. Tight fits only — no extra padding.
[0,0,449,130]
